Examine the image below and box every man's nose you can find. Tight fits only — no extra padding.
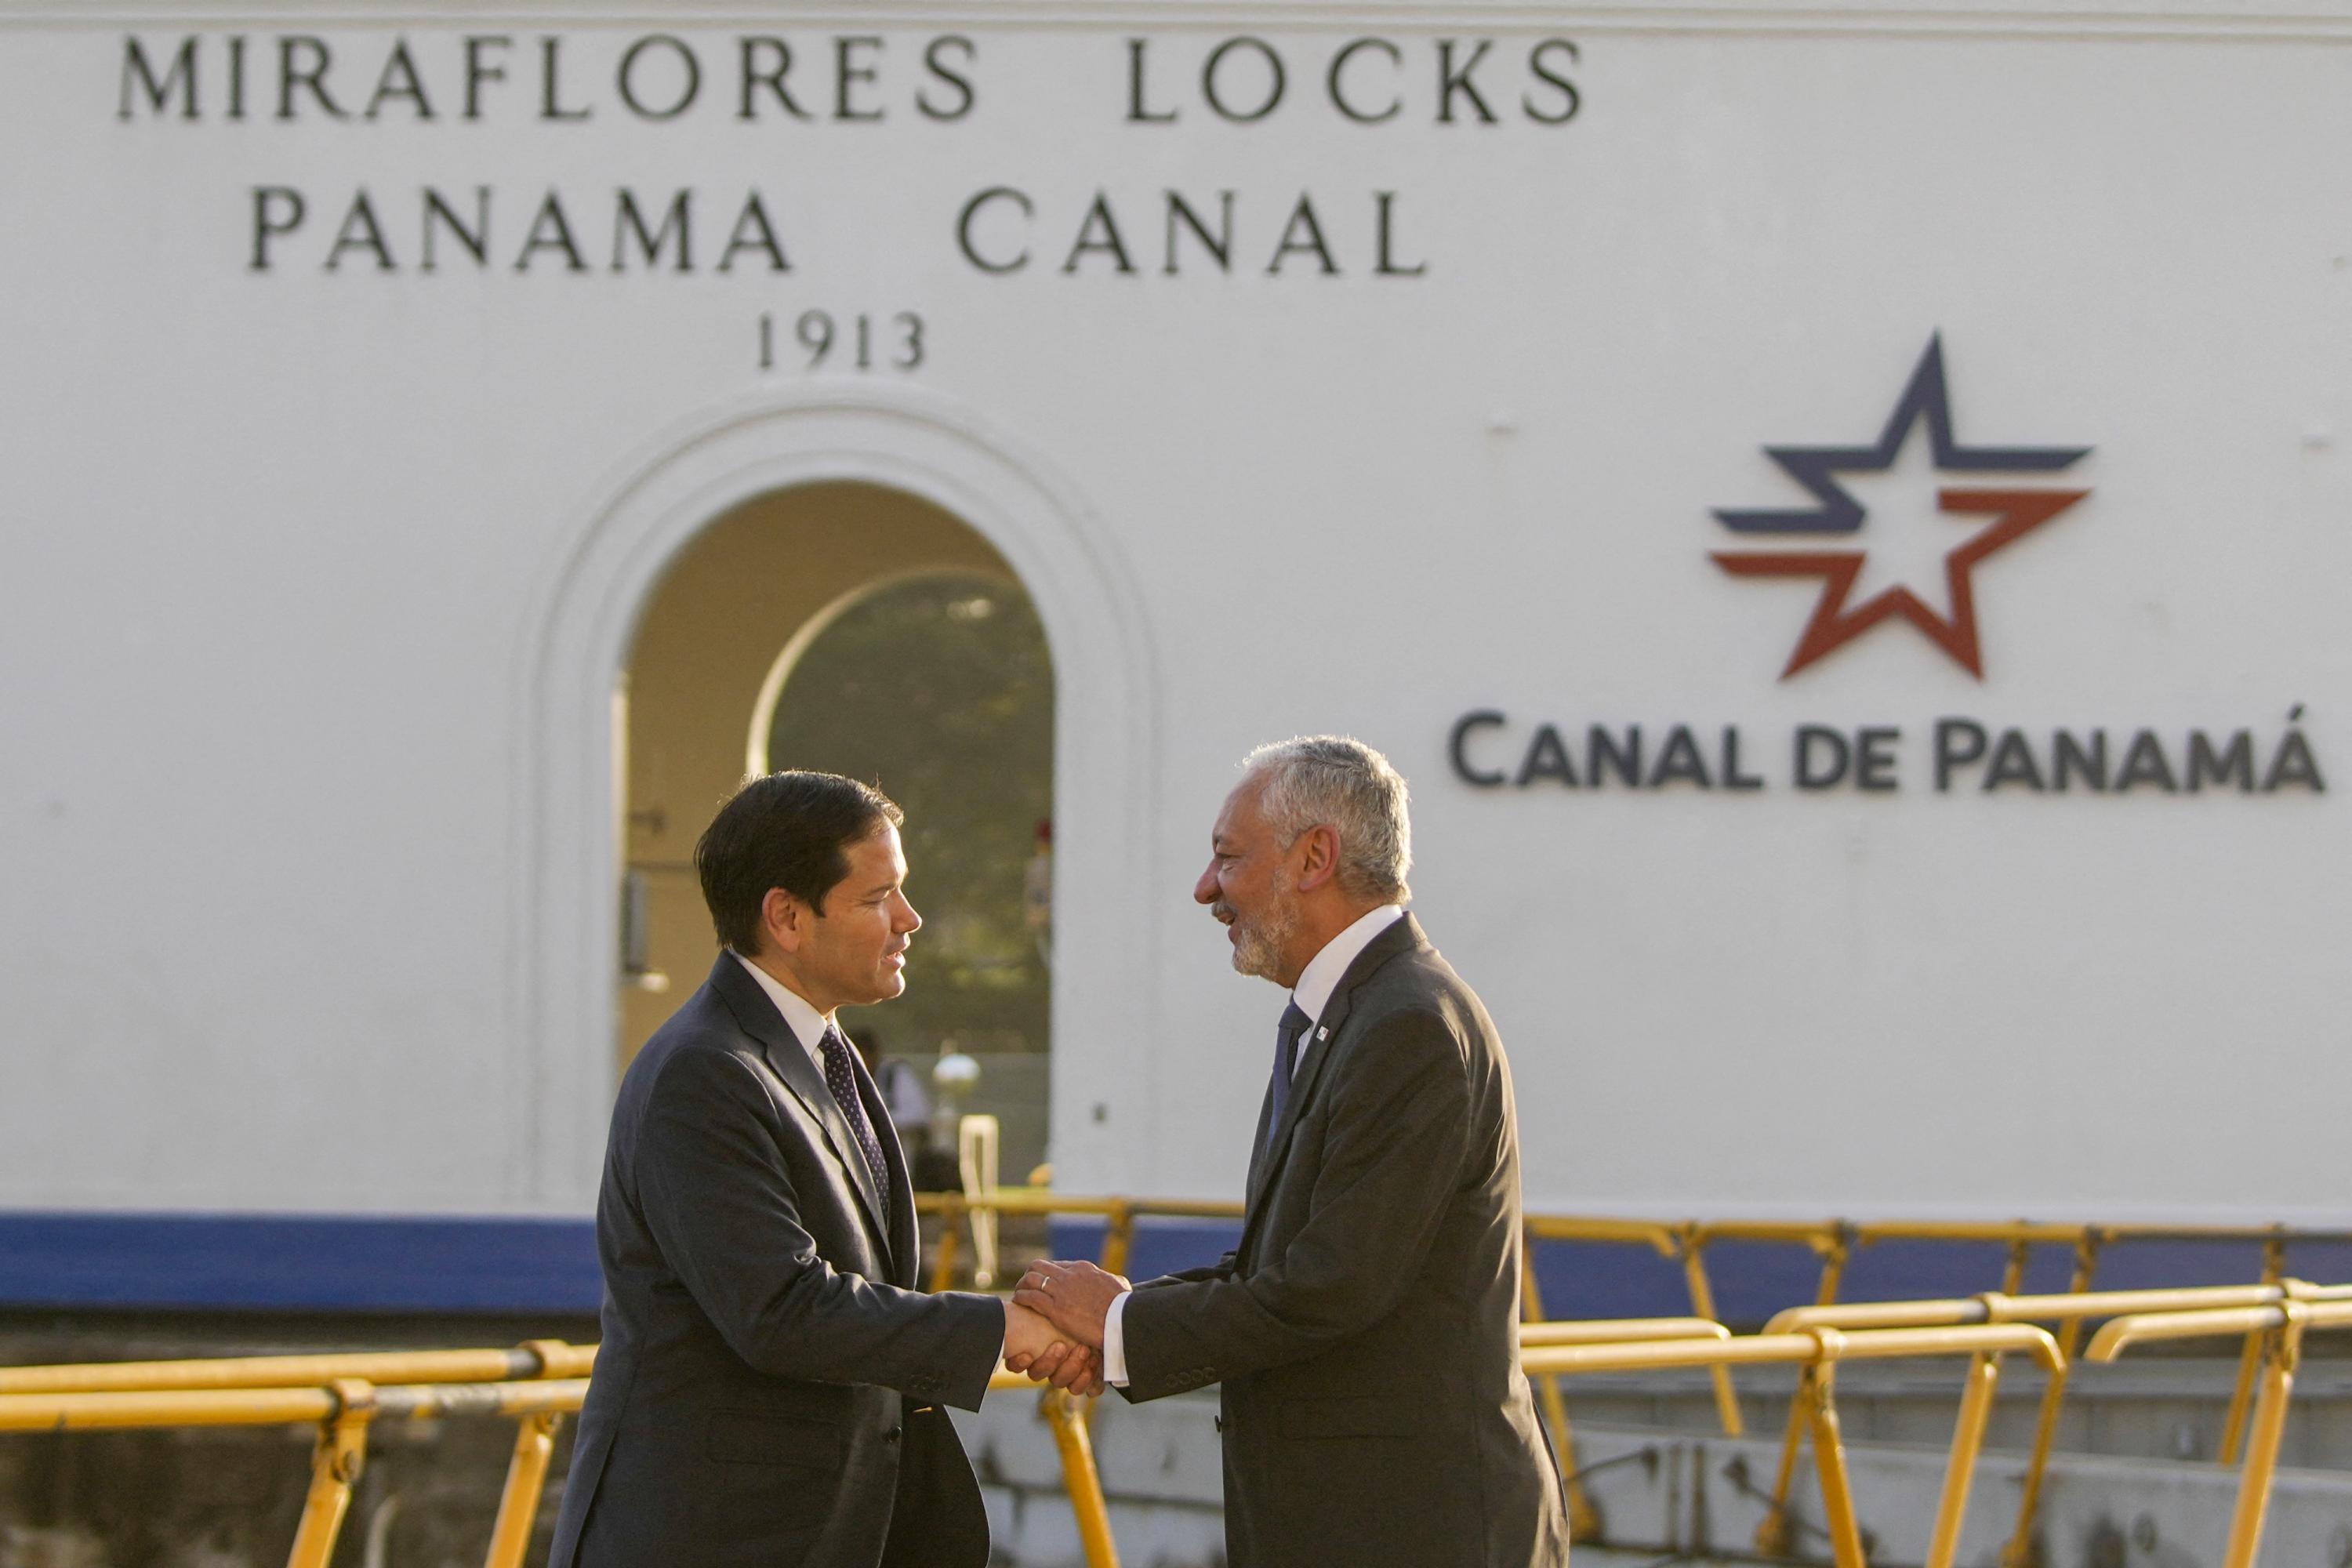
[896,895,922,933]
[1192,862,1218,905]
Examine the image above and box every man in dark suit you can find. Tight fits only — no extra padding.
[1015,736,1570,1568]
[552,771,1090,1568]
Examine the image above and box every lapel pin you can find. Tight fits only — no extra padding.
[1317,1026,1330,1041]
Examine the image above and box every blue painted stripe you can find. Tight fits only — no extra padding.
[10,1211,2347,1319]
[0,1212,601,1314]
[1046,1219,2352,1326]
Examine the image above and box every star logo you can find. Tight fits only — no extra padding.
[1711,336,2092,679]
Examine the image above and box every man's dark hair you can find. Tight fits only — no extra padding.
[695,771,904,954]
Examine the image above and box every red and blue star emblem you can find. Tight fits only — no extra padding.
[1712,336,2092,679]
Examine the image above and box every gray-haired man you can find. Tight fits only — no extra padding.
[1017,735,1570,1568]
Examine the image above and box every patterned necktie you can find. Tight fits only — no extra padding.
[1265,1001,1313,1150]
[818,1026,892,1201]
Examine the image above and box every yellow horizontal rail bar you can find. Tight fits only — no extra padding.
[0,1342,593,1397]
[2089,1299,2352,1362]
[0,1385,338,1432]
[1520,1318,1727,1348]
[1525,1323,2062,1379]
[1696,1221,1847,1251]
[1826,1324,2063,1370]
[0,1352,1091,1416]
[1525,1334,1818,1376]
[1766,1299,1984,1336]
[374,1381,590,1420]
[2093,1223,2352,1245]
[0,1377,597,1434]
[1520,1216,1682,1254]
[1852,1221,2087,1247]
[2296,1283,2352,1301]
[1993,1284,2311,1322]
[1766,1281,2352,1338]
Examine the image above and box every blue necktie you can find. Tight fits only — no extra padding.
[818,1026,892,1201]
[1266,1001,1313,1149]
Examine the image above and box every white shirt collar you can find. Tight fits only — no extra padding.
[1290,904,1406,1030]
[733,951,833,1069]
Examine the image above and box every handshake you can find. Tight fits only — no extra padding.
[997,1258,1129,1399]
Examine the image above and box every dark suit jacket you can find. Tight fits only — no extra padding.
[550,954,1005,1568]
[1120,914,1570,1568]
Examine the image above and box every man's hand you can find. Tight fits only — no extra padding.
[1002,1299,1105,1396]
[1012,1258,1130,1351]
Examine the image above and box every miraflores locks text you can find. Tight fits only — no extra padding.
[114,30,1583,279]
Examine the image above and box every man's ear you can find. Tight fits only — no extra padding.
[1292,823,1342,894]
[760,887,810,953]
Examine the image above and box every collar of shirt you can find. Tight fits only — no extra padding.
[1289,903,1406,1036]
[732,951,833,1071]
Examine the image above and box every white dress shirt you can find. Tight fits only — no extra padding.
[733,951,835,1070]
[1102,903,1406,1385]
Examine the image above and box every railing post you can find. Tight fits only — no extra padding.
[929,1195,965,1292]
[2003,1230,2100,1568]
[1042,1391,1121,1568]
[1519,1230,1600,1541]
[2219,1233,2287,1467]
[285,1381,373,1568]
[483,1410,562,1568]
[1813,1226,1853,1310]
[1676,1228,1743,1438]
[1927,1352,2002,1568]
[481,1339,577,1568]
[2223,1308,2304,1568]
[1756,1225,1851,1553]
[1799,1356,1867,1568]
[1099,1201,1135,1282]
[1755,1405,1805,1555]
[1999,1235,2031,1295]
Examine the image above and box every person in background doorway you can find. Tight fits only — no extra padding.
[855,1029,936,1157]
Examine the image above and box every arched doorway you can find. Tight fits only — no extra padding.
[515,390,1155,1210]
[616,481,1055,1179]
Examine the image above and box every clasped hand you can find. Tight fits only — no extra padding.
[1000,1258,1130,1399]
[1012,1258,1127,1351]
[1002,1298,1106,1397]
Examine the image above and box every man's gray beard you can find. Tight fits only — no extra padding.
[1229,892,1301,981]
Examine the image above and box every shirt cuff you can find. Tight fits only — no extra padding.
[1102,1290,1133,1387]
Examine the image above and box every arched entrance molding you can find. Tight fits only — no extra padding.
[509,387,1160,1208]
[742,564,1019,782]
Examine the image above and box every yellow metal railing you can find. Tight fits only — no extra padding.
[2088,1297,2352,1568]
[0,1374,590,1568]
[0,1350,1117,1568]
[15,1287,2341,1568]
[1526,1321,2064,1568]
[1752,1278,2352,1563]
[919,1192,2352,1551]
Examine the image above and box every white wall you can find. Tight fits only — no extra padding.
[0,2,2343,1221]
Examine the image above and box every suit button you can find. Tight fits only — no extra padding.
[885,1425,902,1444]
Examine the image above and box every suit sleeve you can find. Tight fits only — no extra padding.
[1116,1007,1472,1400]
[632,1046,1005,1410]
[1135,1256,1238,1290]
